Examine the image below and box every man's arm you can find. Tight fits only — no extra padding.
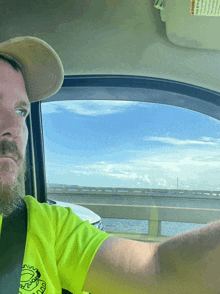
[157,219,220,293]
[83,236,160,294]
[83,220,220,293]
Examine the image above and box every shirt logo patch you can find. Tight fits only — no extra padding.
[19,264,46,293]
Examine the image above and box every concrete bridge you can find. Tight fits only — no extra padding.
[47,185,220,243]
[47,185,220,199]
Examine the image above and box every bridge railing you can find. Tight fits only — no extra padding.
[47,185,220,198]
[47,186,220,243]
[73,203,220,243]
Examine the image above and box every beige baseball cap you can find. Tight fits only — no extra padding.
[0,36,64,104]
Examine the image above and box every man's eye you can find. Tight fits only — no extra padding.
[16,108,28,117]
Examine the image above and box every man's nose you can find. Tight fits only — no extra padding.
[0,110,23,139]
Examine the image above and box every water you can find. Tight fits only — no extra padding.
[48,194,220,236]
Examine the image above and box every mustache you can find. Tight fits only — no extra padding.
[0,140,22,162]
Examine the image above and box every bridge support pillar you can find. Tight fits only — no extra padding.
[148,220,162,237]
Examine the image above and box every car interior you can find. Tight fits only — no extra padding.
[1,0,220,293]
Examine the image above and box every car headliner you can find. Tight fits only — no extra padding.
[1,0,220,102]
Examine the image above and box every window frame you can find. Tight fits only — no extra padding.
[25,75,220,203]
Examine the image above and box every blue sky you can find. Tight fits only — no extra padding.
[41,100,220,191]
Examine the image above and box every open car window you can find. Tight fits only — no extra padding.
[41,97,220,238]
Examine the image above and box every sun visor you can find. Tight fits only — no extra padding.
[154,0,220,51]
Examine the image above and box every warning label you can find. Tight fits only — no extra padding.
[190,0,220,16]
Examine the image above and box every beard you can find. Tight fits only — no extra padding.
[0,156,27,218]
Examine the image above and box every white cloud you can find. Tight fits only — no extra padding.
[144,136,218,146]
[156,178,167,187]
[201,137,212,141]
[42,100,138,116]
[47,133,220,190]
[142,174,151,183]
[42,100,154,116]
[53,146,220,189]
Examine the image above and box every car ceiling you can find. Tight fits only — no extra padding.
[1,0,220,98]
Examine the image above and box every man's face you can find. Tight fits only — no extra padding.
[0,59,30,218]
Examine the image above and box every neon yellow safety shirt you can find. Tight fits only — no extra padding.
[0,195,113,294]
